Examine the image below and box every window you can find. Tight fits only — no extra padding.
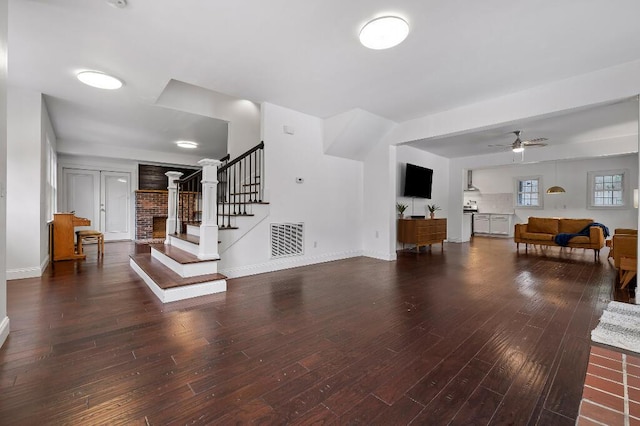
[588,170,627,208]
[515,176,542,208]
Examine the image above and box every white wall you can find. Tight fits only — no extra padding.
[467,155,638,232]
[40,101,56,264]
[396,146,451,244]
[6,87,43,279]
[218,102,364,277]
[396,146,451,219]
[155,79,261,159]
[0,0,9,348]
[361,141,397,260]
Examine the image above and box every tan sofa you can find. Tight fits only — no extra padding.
[514,217,606,260]
[610,229,637,284]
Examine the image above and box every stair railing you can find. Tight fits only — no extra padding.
[172,144,264,234]
[217,141,264,228]
[174,169,202,235]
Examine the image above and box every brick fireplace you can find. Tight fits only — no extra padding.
[135,190,168,240]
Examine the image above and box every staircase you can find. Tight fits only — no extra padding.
[130,142,267,303]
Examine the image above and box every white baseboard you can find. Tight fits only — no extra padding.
[7,255,49,280]
[362,251,397,261]
[219,250,364,279]
[0,316,10,349]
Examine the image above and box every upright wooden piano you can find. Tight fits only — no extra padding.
[52,213,91,261]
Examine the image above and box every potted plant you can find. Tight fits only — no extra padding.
[396,203,408,219]
[427,204,441,219]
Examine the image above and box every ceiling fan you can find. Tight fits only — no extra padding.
[489,130,548,153]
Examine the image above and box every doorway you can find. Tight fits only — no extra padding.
[62,168,131,241]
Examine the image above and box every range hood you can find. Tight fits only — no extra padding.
[464,170,479,191]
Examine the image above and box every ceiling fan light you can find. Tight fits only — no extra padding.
[512,146,524,153]
[359,16,409,50]
[546,186,566,194]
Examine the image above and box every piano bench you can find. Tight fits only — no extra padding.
[76,230,104,257]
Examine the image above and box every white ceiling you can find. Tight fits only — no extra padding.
[405,98,640,158]
[8,0,640,159]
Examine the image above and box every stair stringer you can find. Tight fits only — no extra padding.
[218,203,270,254]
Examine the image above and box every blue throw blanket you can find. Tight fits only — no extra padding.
[554,222,610,246]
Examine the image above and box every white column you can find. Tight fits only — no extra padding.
[165,171,183,244]
[197,159,222,259]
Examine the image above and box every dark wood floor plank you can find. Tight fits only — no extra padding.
[543,335,591,419]
[411,357,493,424]
[0,238,618,424]
[449,385,504,426]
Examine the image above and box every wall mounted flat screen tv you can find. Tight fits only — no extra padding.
[403,163,433,199]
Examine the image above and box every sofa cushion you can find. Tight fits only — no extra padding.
[528,217,559,234]
[568,236,591,244]
[521,232,555,242]
[559,218,594,234]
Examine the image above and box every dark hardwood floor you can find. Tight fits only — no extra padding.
[0,237,620,424]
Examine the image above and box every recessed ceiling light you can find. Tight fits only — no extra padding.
[77,71,123,90]
[359,16,409,50]
[176,140,198,149]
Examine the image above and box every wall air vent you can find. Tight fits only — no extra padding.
[270,223,304,258]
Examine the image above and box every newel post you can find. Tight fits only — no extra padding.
[197,159,222,260]
[165,171,183,244]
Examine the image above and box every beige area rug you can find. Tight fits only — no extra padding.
[592,301,640,353]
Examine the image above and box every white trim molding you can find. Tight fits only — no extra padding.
[0,316,10,348]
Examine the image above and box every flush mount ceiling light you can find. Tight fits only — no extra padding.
[77,71,123,90]
[359,16,409,50]
[176,140,198,149]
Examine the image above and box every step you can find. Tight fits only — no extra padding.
[229,191,259,196]
[219,201,270,206]
[130,254,227,303]
[168,233,199,256]
[218,213,255,217]
[149,244,219,278]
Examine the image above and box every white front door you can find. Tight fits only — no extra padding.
[63,168,132,241]
[100,171,131,241]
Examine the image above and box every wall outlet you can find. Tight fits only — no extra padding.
[296,177,304,184]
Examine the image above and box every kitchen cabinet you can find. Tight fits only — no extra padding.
[490,214,511,235]
[473,214,490,234]
[474,213,512,237]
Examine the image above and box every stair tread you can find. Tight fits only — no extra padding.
[130,254,226,290]
[149,243,218,264]
[171,233,200,245]
[219,201,270,205]
[218,213,255,217]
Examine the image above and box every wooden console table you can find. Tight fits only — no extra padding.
[398,218,447,253]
